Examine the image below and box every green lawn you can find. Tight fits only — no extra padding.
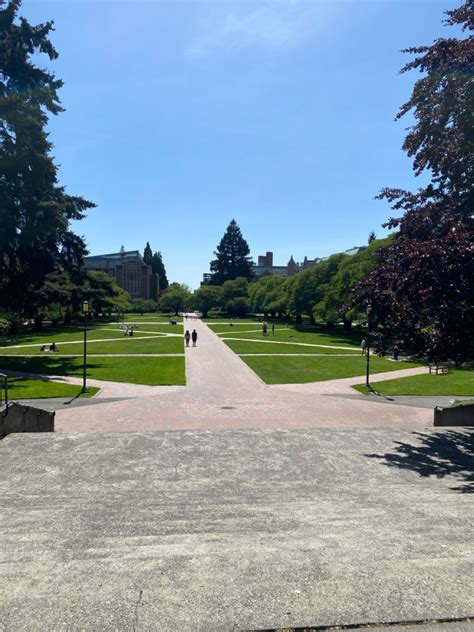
[241,355,419,384]
[5,378,99,400]
[213,324,361,348]
[0,356,186,385]
[122,312,182,322]
[203,317,256,324]
[0,325,142,347]
[353,366,474,396]
[102,323,183,334]
[0,335,183,355]
[223,339,358,355]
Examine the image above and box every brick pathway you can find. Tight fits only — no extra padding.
[55,320,432,432]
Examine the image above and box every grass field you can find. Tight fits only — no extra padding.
[0,355,185,385]
[241,356,419,384]
[223,339,358,355]
[122,312,182,322]
[0,319,185,385]
[5,378,99,400]
[211,323,361,347]
[0,336,183,356]
[353,366,474,396]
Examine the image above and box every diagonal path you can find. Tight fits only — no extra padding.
[220,335,357,350]
[55,319,432,432]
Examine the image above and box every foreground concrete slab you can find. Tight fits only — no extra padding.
[1,428,472,631]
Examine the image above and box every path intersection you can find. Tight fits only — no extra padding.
[54,318,431,431]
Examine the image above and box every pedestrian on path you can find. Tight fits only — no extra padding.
[271,323,275,336]
[185,330,191,347]
[262,321,267,336]
[361,338,368,356]
[192,329,198,347]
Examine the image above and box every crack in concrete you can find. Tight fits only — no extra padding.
[132,589,143,632]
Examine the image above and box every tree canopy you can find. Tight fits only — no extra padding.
[159,283,192,315]
[209,219,253,285]
[0,0,95,318]
[354,1,474,361]
[143,242,169,290]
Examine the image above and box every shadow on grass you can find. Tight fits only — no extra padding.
[0,355,105,379]
[366,430,474,493]
[293,324,361,346]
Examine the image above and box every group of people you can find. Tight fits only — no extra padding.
[184,329,198,347]
[119,323,138,336]
[40,342,58,352]
[261,321,275,336]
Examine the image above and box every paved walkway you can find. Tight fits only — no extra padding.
[54,319,432,432]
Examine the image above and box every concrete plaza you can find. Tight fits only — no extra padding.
[1,427,473,630]
[1,319,472,631]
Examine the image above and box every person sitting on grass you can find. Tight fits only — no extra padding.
[40,345,46,352]
[49,342,58,352]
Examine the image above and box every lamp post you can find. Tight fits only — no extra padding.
[365,304,373,388]
[82,301,89,393]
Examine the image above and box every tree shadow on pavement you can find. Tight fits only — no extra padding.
[365,430,474,493]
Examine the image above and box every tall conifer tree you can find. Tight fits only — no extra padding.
[0,0,95,318]
[210,219,253,285]
[143,242,169,290]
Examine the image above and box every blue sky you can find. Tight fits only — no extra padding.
[24,0,458,289]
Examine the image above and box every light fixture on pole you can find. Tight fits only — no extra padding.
[366,304,373,388]
[82,301,89,393]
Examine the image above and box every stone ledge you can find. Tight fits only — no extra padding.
[0,401,55,438]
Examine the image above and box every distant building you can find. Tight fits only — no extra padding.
[202,246,364,284]
[253,251,321,277]
[84,246,158,300]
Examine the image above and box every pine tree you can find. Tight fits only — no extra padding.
[151,252,168,290]
[143,243,169,290]
[0,1,95,318]
[210,219,253,285]
[143,242,153,266]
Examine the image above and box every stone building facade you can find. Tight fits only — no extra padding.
[253,251,321,277]
[84,247,157,300]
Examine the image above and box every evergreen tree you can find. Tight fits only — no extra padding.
[151,252,168,290]
[368,230,376,244]
[0,1,95,318]
[210,219,253,285]
[143,242,153,266]
[143,243,169,290]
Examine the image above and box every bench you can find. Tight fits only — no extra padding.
[428,362,451,375]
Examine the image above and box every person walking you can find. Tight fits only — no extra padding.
[361,338,368,356]
[191,329,198,347]
[184,330,191,347]
[271,323,275,336]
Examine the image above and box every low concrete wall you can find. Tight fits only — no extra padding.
[0,402,55,439]
[434,403,474,427]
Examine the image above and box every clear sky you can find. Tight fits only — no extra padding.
[23,0,458,289]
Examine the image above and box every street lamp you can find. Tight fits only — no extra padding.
[366,304,373,388]
[82,301,89,393]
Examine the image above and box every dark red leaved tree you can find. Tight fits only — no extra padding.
[353,1,474,362]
